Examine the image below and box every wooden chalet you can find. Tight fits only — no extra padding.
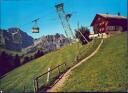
[91,14,127,35]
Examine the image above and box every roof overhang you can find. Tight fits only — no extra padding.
[90,14,127,26]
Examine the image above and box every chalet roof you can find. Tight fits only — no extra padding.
[91,13,127,26]
[97,14,127,19]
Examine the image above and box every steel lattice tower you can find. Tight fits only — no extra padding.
[55,3,75,40]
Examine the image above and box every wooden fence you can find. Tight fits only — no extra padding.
[33,63,67,92]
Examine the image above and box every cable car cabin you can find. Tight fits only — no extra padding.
[32,27,39,33]
[32,18,40,33]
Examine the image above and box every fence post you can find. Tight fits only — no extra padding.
[47,67,50,84]
[57,65,60,74]
[35,78,38,92]
[23,86,25,93]
[64,63,67,71]
[33,79,36,93]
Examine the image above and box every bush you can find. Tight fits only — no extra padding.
[75,26,91,44]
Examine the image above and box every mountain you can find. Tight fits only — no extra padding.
[0,27,34,51]
[26,33,70,53]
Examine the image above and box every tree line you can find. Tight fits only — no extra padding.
[0,50,44,77]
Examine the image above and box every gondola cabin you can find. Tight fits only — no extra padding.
[32,18,40,33]
[32,27,39,33]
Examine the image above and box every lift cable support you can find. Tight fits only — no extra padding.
[77,21,89,43]
[32,18,40,33]
[55,3,75,41]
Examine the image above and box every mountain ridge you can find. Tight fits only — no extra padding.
[0,27,70,54]
[0,27,34,51]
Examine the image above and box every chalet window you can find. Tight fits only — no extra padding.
[102,22,104,25]
[98,17,101,21]
[100,28,102,32]
[116,26,123,31]
[102,28,104,31]
[107,26,115,31]
[99,23,102,26]
[105,22,108,26]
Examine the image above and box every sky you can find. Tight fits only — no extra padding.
[0,0,127,38]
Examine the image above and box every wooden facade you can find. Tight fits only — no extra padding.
[91,14,127,34]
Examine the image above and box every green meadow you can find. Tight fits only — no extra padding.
[59,32,128,92]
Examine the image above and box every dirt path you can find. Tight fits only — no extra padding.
[47,39,104,92]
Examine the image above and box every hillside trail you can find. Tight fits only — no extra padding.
[46,39,104,92]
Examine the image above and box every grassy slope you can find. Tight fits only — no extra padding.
[59,32,128,92]
[0,39,101,92]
